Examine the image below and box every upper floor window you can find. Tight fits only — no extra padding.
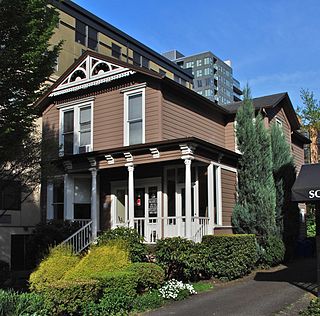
[204,68,212,76]
[60,102,93,156]
[196,69,202,78]
[0,180,21,211]
[196,59,202,67]
[75,19,98,51]
[112,43,121,59]
[275,117,283,128]
[124,88,145,146]
[204,57,212,65]
[185,61,194,69]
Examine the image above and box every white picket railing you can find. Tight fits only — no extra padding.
[61,220,93,253]
[133,216,209,243]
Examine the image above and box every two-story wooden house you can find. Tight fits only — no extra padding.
[37,51,308,247]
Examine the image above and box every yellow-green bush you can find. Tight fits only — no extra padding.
[29,245,80,291]
[64,242,130,281]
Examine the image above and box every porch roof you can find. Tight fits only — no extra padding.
[56,137,240,168]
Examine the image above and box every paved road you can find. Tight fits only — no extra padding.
[145,258,316,316]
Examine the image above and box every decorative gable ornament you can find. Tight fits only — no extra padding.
[49,56,136,97]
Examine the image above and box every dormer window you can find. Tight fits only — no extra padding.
[60,101,93,156]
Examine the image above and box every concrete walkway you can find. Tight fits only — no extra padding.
[145,258,316,316]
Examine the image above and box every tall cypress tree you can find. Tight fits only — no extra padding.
[232,87,277,241]
[271,124,300,256]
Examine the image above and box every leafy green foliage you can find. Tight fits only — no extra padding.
[0,0,61,201]
[155,237,209,281]
[42,280,101,316]
[29,245,80,291]
[258,236,285,267]
[306,206,316,238]
[298,89,320,163]
[126,263,165,292]
[0,290,47,316]
[27,220,81,266]
[64,242,130,281]
[132,290,164,313]
[232,87,277,243]
[97,227,148,262]
[271,123,300,258]
[202,234,258,280]
[300,298,320,316]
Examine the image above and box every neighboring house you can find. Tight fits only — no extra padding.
[48,0,193,89]
[36,51,308,247]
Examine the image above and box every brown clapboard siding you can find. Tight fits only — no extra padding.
[93,85,161,151]
[269,107,291,145]
[292,142,304,173]
[221,169,237,226]
[225,121,236,152]
[162,98,225,147]
[93,89,123,151]
[42,103,59,141]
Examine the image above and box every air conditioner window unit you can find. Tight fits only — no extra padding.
[79,145,91,154]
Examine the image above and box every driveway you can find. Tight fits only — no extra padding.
[145,258,316,316]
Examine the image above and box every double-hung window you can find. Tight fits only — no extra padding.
[60,101,93,155]
[124,88,145,146]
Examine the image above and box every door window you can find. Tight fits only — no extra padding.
[134,188,145,218]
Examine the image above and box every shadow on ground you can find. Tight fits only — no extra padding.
[254,258,317,295]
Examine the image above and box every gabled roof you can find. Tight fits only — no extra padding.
[222,92,301,130]
[36,50,230,116]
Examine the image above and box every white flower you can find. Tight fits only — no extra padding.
[158,279,197,300]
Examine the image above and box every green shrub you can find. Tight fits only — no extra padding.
[133,290,164,312]
[97,227,148,262]
[0,290,16,316]
[155,237,209,281]
[126,263,165,292]
[300,298,320,316]
[64,242,130,280]
[29,245,80,291]
[258,236,285,267]
[0,290,47,316]
[202,234,258,280]
[97,270,138,298]
[27,220,81,265]
[43,279,101,315]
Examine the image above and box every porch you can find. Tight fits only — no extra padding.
[46,138,238,245]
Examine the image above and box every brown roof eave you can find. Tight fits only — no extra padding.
[55,137,240,164]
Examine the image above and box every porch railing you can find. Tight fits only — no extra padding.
[61,220,93,253]
[131,216,209,243]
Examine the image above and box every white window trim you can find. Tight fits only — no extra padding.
[59,101,94,156]
[123,87,145,146]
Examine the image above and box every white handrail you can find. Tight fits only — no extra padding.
[61,220,93,253]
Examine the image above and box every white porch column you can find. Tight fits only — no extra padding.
[90,168,98,239]
[184,158,192,239]
[64,174,73,220]
[47,182,54,220]
[216,165,222,226]
[207,163,214,234]
[127,163,135,228]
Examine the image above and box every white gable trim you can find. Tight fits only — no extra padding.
[49,55,136,97]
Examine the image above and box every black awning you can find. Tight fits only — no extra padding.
[292,163,320,202]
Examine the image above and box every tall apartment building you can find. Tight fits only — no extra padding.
[163,50,242,105]
[49,0,193,88]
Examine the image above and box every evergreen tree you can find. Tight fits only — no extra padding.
[271,123,300,257]
[232,87,277,241]
[0,0,61,213]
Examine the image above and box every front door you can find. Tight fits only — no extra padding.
[111,178,161,242]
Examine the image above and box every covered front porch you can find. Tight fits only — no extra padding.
[46,138,238,244]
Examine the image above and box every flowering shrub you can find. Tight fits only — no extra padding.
[158,279,196,300]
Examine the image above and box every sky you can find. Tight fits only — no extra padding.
[73,0,320,108]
